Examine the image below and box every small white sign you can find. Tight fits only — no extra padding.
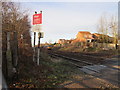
[32,24,42,32]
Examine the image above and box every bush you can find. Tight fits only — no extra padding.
[84,47,97,52]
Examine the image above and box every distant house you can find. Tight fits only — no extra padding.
[58,39,73,44]
[74,31,94,42]
[58,31,115,45]
[58,39,66,44]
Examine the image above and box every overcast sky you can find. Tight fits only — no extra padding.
[20,2,118,44]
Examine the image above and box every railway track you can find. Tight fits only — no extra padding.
[48,50,105,65]
[48,52,120,87]
[48,52,102,73]
[50,53,93,65]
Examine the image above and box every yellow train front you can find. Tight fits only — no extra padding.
[47,45,53,50]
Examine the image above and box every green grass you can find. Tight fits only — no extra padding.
[83,47,98,52]
[40,54,81,88]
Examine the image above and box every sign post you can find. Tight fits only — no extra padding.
[37,32,41,65]
[33,32,36,62]
[32,11,43,65]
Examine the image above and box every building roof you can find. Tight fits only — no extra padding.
[78,31,91,34]
[93,33,112,38]
[76,31,93,41]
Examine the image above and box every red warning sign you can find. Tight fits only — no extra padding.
[33,13,42,25]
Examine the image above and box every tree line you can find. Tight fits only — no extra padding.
[2,2,32,49]
[1,1,32,83]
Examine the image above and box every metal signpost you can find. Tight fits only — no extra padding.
[33,32,36,62]
[32,11,43,65]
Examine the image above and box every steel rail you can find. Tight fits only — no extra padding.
[49,53,93,65]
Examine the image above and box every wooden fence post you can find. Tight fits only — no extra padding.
[13,31,18,67]
[2,32,8,83]
[6,32,12,78]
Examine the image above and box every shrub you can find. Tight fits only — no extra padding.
[84,47,97,52]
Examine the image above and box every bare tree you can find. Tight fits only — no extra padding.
[97,14,109,43]
[97,14,118,43]
[2,2,31,48]
[109,15,118,44]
